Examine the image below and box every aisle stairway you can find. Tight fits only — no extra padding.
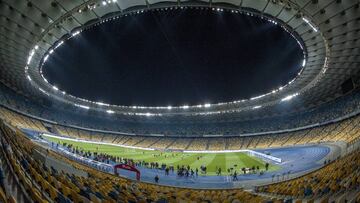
[0,134,30,203]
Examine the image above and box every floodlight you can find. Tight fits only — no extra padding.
[106,110,115,114]
[72,31,80,37]
[302,17,318,32]
[96,102,109,106]
[281,93,299,102]
[43,54,49,62]
[75,104,90,109]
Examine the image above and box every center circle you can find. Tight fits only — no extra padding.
[42,8,304,107]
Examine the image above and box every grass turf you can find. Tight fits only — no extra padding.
[44,136,280,175]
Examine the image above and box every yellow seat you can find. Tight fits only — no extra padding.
[90,193,101,203]
[8,196,17,203]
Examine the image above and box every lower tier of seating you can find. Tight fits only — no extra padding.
[256,148,360,202]
[1,119,360,202]
[0,121,280,203]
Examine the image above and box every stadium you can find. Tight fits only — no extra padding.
[0,0,360,202]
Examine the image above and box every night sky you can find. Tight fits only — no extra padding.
[43,9,303,106]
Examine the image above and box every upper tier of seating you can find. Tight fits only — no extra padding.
[1,106,359,151]
[1,82,360,136]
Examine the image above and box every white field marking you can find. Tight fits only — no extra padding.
[42,133,155,151]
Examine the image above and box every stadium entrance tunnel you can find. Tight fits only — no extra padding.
[114,164,141,181]
[41,7,305,107]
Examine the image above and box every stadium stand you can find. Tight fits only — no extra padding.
[2,103,360,152]
[0,121,279,203]
[0,1,359,202]
[0,103,360,154]
[1,112,360,202]
[256,149,360,202]
[1,84,360,137]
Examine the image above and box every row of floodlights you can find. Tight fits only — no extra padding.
[281,93,299,102]
[68,92,298,116]
[36,26,304,111]
[102,0,117,6]
[38,30,81,84]
[77,0,120,13]
[28,1,312,67]
[35,29,303,113]
[31,67,300,114]
[27,4,312,115]
[302,17,318,32]
[26,45,38,65]
[37,35,303,112]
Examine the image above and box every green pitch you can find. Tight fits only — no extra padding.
[44,136,280,175]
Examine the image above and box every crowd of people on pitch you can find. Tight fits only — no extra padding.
[56,142,137,166]
[55,142,271,182]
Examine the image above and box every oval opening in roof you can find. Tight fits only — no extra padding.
[41,8,304,107]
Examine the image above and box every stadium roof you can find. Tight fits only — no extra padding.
[0,0,359,119]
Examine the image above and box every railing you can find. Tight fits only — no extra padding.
[253,140,360,189]
[48,143,114,174]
